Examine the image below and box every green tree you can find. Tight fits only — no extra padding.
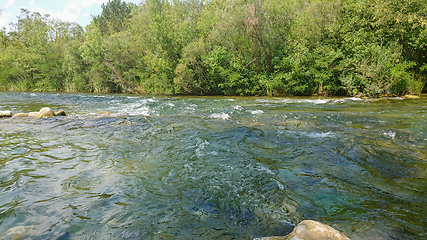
[93,0,136,35]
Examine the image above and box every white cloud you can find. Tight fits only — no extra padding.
[0,16,8,30]
[5,0,15,9]
[78,0,110,9]
[29,0,35,6]
[31,1,84,23]
[0,13,12,30]
[29,0,109,24]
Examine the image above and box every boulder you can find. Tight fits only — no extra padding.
[98,111,113,118]
[0,110,12,118]
[99,111,112,115]
[55,110,66,116]
[28,112,39,117]
[254,220,350,240]
[13,113,29,118]
[35,107,55,119]
[354,92,364,98]
[404,95,420,100]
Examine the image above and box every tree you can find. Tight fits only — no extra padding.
[93,0,136,35]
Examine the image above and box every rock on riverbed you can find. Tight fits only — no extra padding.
[0,110,12,118]
[0,108,66,119]
[12,113,29,118]
[35,107,55,119]
[255,220,350,240]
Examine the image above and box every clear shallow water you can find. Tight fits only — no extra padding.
[0,92,426,240]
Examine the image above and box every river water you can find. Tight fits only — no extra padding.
[0,92,426,239]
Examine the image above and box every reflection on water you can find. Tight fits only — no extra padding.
[0,92,426,239]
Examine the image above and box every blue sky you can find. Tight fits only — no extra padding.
[0,0,141,31]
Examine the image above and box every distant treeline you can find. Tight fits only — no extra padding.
[0,0,426,96]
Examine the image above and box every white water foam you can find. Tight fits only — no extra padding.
[233,105,242,110]
[111,102,154,116]
[145,98,157,102]
[209,113,230,120]
[299,131,333,138]
[250,110,264,115]
[383,131,396,139]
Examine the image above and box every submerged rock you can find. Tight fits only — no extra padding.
[0,110,12,118]
[99,111,112,115]
[98,111,113,118]
[55,110,66,116]
[1,225,35,240]
[35,107,55,119]
[255,220,350,240]
[12,113,29,118]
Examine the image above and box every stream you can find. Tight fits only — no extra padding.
[0,92,426,239]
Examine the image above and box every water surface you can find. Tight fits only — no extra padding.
[0,92,426,239]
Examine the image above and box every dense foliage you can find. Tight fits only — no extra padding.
[1,0,426,96]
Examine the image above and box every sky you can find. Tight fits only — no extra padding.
[0,0,141,31]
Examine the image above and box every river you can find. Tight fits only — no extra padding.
[0,92,426,239]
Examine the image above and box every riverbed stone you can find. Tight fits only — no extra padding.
[0,110,12,118]
[254,220,350,240]
[355,92,364,98]
[99,111,112,115]
[98,111,113,118]
[13,113,29,118]
[55,110,66,116]
[28,112,39,117]
[35,107,55,119]
[404,95,420,100]
[2,225,35,240]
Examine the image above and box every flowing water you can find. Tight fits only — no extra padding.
[0,92,426,240]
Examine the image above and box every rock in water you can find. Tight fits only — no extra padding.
[354,92,364,98]
[13,113,29,118]
[35,107,55,119]
[404,95,420,100]
[2,225,35,240]
[55,110,66,116]
[28,112,39,117]
[0,111,12,118]
[254,220,350,240]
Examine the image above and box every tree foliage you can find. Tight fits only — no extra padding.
[93,0,136,35]
[0,0,426,96]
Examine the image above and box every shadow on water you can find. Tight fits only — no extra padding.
[0,92,426,239]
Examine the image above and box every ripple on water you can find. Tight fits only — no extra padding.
[0,92,427,239]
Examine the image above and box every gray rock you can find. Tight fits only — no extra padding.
[0,111,12,118]
[35,107,55,119]
[255,220,350,240]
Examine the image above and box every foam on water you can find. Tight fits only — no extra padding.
[233,105,243,110]
[250,110,264,115]
[304,131,333,138]
[383,131,397,139]
[209,112,230,120]
[111,102,154,116]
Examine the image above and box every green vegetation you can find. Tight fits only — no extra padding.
[1,0,426,96]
